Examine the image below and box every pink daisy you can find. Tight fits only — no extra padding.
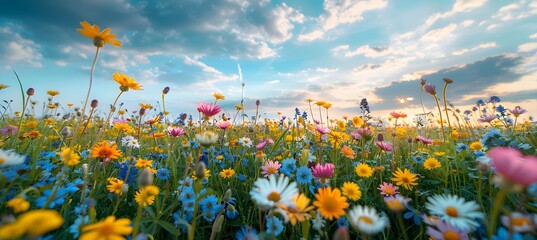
[261,160,281,177]
[376,141,393,152]
[167,126,185,137]
[312,163,334,179]
[197,102,221,118]
[489,147,537,186]
[378,182,399,197]
[416,135,433,145]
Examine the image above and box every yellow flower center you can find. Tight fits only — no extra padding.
[268,192,281,202]
[98,222,114,236]
[384,188,395,195]
[511,217,530,227]
[443,230,461,240]
[446,207,459,217]
[358,216,373,224]
[402,176,409,183]
[267,167,277,174]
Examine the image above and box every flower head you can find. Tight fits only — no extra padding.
[107,177,126,195]
[249,174,298,211]
[261,160,281,177]
[197,102,221,118]
[423,83,436,95]
[195,131,219,147]
[0,149,26,168]
[7,197,30,213]
[279,193,314,226]
[213,92,225,100]
[0,209,64,239]
[312,163,335,179]
[220,168,235,179]
[378,182,399,197]
[80,216,132,240]
[489,147,537,186]
[167,126,186,137]
[341,182,362,201]
[90,141,122,160]
[390,111,407,119]
[426,194,484,231]
[341,146,355,159]
[423,157,442,170]
[59,147,80,166]
[427,220,470,240]
[77,21,121,47]
[500,212,536,233]
[113,72,142,91]
[135,185,160,206]
[391,168,418,190]
[384,195,411,212]
[510,106,527,117]
[348,205,389,235]
[376,141,393,152]
[355,163,373,178]
[313,186,349,220]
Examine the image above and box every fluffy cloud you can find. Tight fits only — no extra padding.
[452,42,496,56]
[518,43,537,52]
[421,24,458,42]
[425,0,487,27]
[0,25,43,67]
[332,44,394,58]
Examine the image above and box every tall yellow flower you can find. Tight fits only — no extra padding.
[113,72,143,91]
[80,216,133,240]
[355,163,373,178]
[391,168,418,190]
[423,157,442,170]
[77,21,121,47]
[46,90,60,96]
[7,197,30,213]
[135,185,160,206]
[352,116,363,127]
[107,177,126,195]
[213,92,225,100]
[279,194,314,226]
[341,182,362,201]
[0,83,9,90]
[0,209,64,239]
[313,187,349,220]
[59,147,80,166]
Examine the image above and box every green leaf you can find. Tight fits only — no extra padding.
[158,220,180,236]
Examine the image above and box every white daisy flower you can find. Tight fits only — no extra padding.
[249,174,298,211]
[195,131,218,147]
[238,137,253,148]
[0,149,26,168]
[348,205,390,235]
[121,136,140,148]
[426,194,484,231]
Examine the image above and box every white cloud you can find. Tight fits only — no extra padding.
[400,70,437,81]
[425,0,487,26]
[183,56,238,86]
[316,67,339,73]
[334,44,393,58]
[421,24,457,42]
[55,60,68,67]
[298,30,325,42]
[486,24,497,30]
[0,26,42,67]
[518,42,537,52]
[531,33,537,39]
[321,0,388,31]
[461,20,475,27]
[493,1,537,21]
[452,42,496,55]
[268,80,280,84]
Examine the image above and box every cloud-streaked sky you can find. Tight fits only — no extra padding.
[1,0,536,120]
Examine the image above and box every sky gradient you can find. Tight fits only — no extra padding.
[1,0,536,121]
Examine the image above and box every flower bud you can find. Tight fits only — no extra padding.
[212,214,225,234]
[91,99,98,108]
[139,108,146,116]
[61,126,72,137]
[377,133,384,142]
[82,163,89,176]
[333,227,350,240]
[443,78,453,84]
[26,88,35,96]
[223,189,232,203]
[256,100,260,106]
[195,162,207,180]
[137,168,154,187]
[163,86,170,94]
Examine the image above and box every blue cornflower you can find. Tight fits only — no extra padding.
[496,105,506,116]
[80,150,90,158]
[179,186,196,209]
[69,215,89,238]
[225,204,239,219]
[242,158,249,166]
[493,227,524,240]
[476,99,485,106]
[337,216,349,228]
[280,158,296,176]
[36,160,56,171]
[236,225,258,240]
[403,205,422,225]
[473,150,486,157]
[296,166,312,185]
[199,195,222,222]
[265,216,284,236]
[173,210,193,233]
[456,143,469,152]
[412,155,425,164]
[117,162,138,184]
[237,174,247,181]
[39,151,56,159]
[463,110,472,115]
[156,168,170,180]
[489,96,501,103]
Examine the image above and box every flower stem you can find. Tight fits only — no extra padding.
[488,188,507,239]
[442,83,452,131]
[433,95,446,143]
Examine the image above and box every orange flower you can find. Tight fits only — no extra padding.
[341,145,355,159]
[313,187,348,220]
[77,21,121,47]
[91,141,122,160]
[113,72,142,91]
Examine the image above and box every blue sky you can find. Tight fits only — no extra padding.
[1,0,536,120]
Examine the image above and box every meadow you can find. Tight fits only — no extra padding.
[0,21,536,240]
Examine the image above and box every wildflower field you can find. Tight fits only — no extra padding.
[1,22,537,240]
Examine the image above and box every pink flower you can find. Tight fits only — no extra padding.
[489,147,537,186]
[423,83,436,95]
[510,106,527,117]
[256,140,267,150]
[216,121,231,129]
[197,102,221,118]
[376,141,393,152]
[378,182,399,197]
[312,163,334,179]
[427,221,470,240]
[261,160,281,177]
[315,125,330,135]
[356,128,372,138]
[1,125,18,136]
[390,111,407,119]
[350,132,362,140]
[477,114,496,123]
[416,135,433,145]
[167,126,185,137]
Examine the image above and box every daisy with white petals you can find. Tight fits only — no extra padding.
[426,194,484,231]
[348,205,390,235]
[0,149,26,168]
[249,174,298,211]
